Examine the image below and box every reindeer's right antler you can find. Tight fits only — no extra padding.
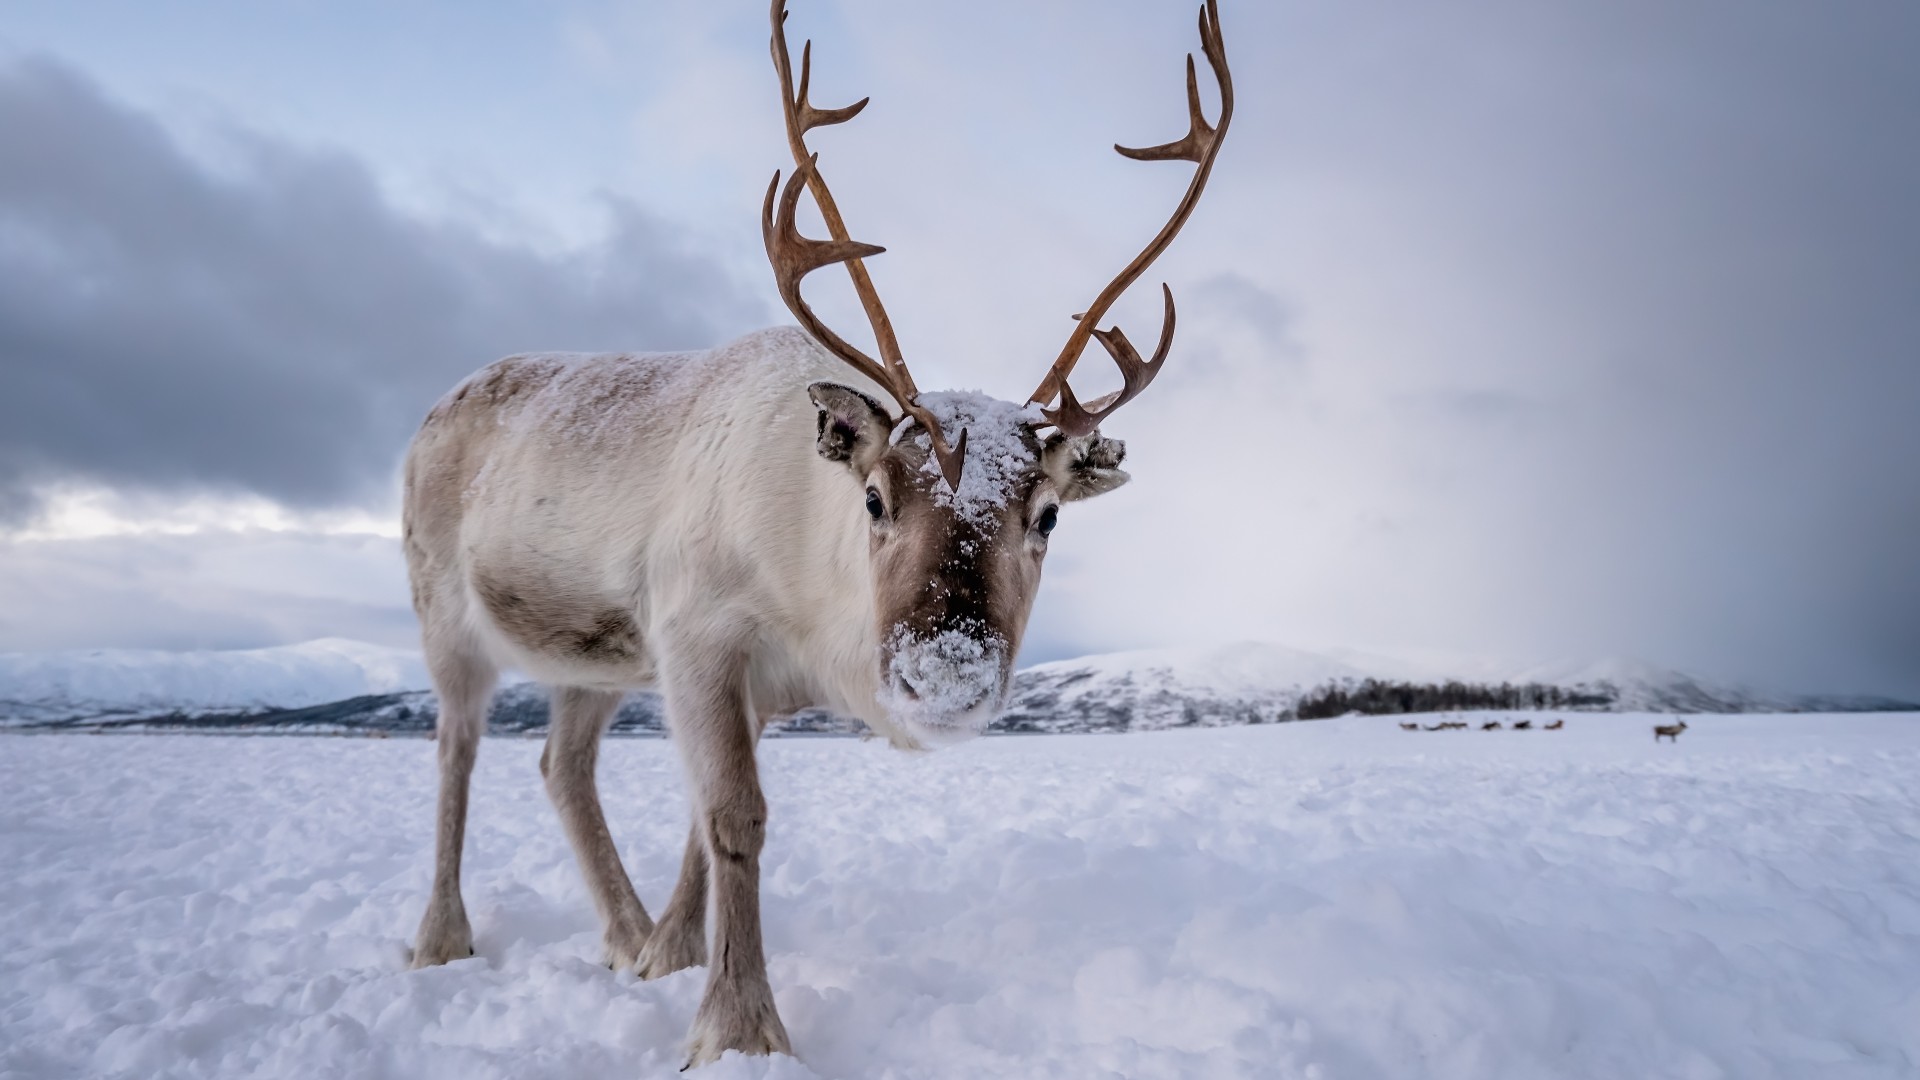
[765,0,967,489]
[1028,0,1234,437]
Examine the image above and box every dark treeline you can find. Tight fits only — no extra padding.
[1294,679,1613,720]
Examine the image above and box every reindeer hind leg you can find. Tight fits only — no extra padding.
[636,824,709,979]
[543,685,654,967]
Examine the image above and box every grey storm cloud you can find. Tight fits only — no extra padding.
[0,57,766,519]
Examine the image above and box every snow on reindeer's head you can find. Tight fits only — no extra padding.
[809,386,1128,748]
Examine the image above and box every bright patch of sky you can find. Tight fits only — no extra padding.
[5,486,400,543]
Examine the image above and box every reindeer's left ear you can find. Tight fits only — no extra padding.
[1042,431,1131,502]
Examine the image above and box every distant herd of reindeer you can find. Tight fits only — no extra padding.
[1397,718,1692,741]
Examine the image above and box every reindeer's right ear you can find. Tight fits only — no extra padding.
[808,382,894,475]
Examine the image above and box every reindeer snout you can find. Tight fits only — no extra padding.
[889,670,989,712]
[882,626,1008,740]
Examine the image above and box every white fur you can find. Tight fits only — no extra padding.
[421,326,913,744]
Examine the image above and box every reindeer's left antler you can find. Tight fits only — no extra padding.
[1027,0,1234,437]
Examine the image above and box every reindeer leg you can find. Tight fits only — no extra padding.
[662,635,790,1065]
[543,686,653,968]
[411,642,495,968]
[642,697,792,979]
[635,824,709,979]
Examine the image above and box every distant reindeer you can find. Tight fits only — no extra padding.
[1654,720,1689,742]
[399,0,1234,1065]
[1481,720,1502,731]
[1543,719,1564,730]
[1512,720,1533,731]
[1443,721,1469,731]
[1423,722,1447,731]
[1399,722,1419,731]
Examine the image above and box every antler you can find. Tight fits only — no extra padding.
[766,0,967,488]
[1028,0,1233,437]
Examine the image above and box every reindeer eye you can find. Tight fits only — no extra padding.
[865,488,885,520]
[1035,504,1059,537]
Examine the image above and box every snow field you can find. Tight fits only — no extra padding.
[3,713,1918,1079]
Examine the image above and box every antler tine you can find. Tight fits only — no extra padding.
[1028,0,1233,425]
[761,160,892,391]
[796,39,870,132]
[770,1,969,488]
[1114,0,1231,165]
[1114,52,1212,163]
[1043,285,1177,437]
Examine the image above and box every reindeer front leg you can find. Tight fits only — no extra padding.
[661,635,790,1066]
[642,696,798,978]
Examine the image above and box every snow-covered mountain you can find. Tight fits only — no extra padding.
[994,644,1903,732]
[1,638,1911,733]
[997,642,1370,733]
[0,639,429,726]
[1501,656,1795,713]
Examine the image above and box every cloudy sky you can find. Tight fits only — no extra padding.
[1,1,1915,697]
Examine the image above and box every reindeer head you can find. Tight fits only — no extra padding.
[765,0,1233,745]
[808,384,1129,745]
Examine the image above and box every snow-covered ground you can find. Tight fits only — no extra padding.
[4,713,1918,1079]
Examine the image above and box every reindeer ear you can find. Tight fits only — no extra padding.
[808,382,894,474]
[1042,431,1131,502]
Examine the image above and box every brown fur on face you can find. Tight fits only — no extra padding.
[867,434,1048,709]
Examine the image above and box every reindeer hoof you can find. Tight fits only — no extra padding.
[410,905,474,969]
[682,982,790,1068]
[601,915,651,971]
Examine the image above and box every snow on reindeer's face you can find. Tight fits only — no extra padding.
[809,384,1132,748]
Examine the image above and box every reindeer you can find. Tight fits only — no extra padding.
[1654,719,1688,742]
[1543,719,1564,730]
[1422,722,1447,731]
[1481,720,1502,731]
[1512,719,1533,731]
[1399,722,1419,731]
[399,1,1233,1066]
